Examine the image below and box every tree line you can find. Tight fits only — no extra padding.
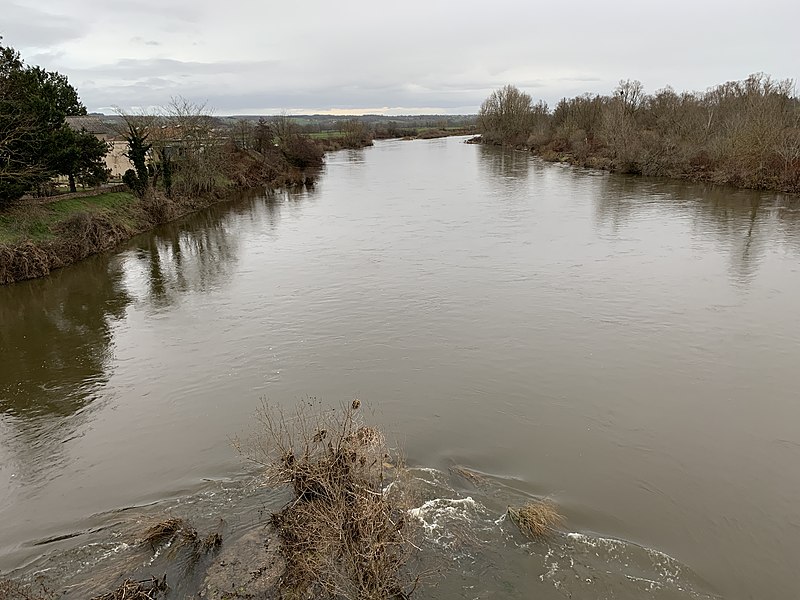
[116,106,331,201]
[0,39,110,204]
[0,40,341,207]
[478,76,800,192]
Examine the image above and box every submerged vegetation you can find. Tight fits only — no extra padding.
[478,74,800,193]
[141,517,222,556]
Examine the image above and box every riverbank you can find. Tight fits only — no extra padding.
[470,135,800,194]
[375,126,478,141]
[0,131,376,285]
[474,76,800,194]
[537,145,800,194]
[0,189,248,285]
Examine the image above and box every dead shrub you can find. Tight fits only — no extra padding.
[0,242,53,284]
[526,130,552,150]
[89,576,168,600]
[54,212,133,257]
[280,135,325,170]
[139,195,176,226]
[0,578,54,600]
[507,500,564,539]
[236,399,419,600]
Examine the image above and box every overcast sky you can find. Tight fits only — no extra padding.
[3,0,799,115]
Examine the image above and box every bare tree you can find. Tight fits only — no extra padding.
[162,97,225,196]
[231,118,253,150]
[340,118,371,148]
[478,84,536,145]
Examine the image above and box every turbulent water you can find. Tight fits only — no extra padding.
[2,137,800,599]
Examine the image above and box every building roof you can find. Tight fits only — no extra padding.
[65,115,123,137]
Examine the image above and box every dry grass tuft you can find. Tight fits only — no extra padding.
[507,500,564,539]
[139,517,222,572]
[202,532,223,551]
[0,242,53,284]
[89,576,168,600]
[141,518,196,549]
[138,195,176,225]
[236,399,419,599]
[53,212,133,260]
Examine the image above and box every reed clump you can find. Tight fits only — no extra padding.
[237,399,419,600]
[507,500,565,539]
[140,517,223,569]
[141,518,196,549]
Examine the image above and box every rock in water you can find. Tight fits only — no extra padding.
[201,528,283,599]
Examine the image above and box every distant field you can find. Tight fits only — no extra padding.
[308,131,347,139]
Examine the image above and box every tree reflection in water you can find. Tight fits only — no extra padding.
[594,175,799,286]
[0,255,130,488]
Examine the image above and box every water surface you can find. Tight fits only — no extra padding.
[2,137,799,599]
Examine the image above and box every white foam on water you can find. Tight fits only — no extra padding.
[408,497,482,551]
[409,497,478,526]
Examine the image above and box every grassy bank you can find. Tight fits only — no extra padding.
[0,190,237,285]
[0,192,137,245]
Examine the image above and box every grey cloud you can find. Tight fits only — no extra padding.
[89,0,203,23]
[26,49,67,64]
[3,0,799,114]
[130,37,161,46]
[69,57,281,79]
[2,2,85,48]
[83,82,487,114]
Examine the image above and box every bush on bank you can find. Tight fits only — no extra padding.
[478,75,800,193]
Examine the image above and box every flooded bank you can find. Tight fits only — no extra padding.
[2,137,799,598]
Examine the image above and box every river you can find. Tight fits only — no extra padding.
[1,137,799,599]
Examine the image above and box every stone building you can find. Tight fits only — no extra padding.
[65,115,134,177]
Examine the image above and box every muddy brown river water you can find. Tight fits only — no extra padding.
[1,137,799,599]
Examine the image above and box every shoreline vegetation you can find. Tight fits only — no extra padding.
[0,125,479,286]
[475,75,800,194]
[1,38,476,285]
